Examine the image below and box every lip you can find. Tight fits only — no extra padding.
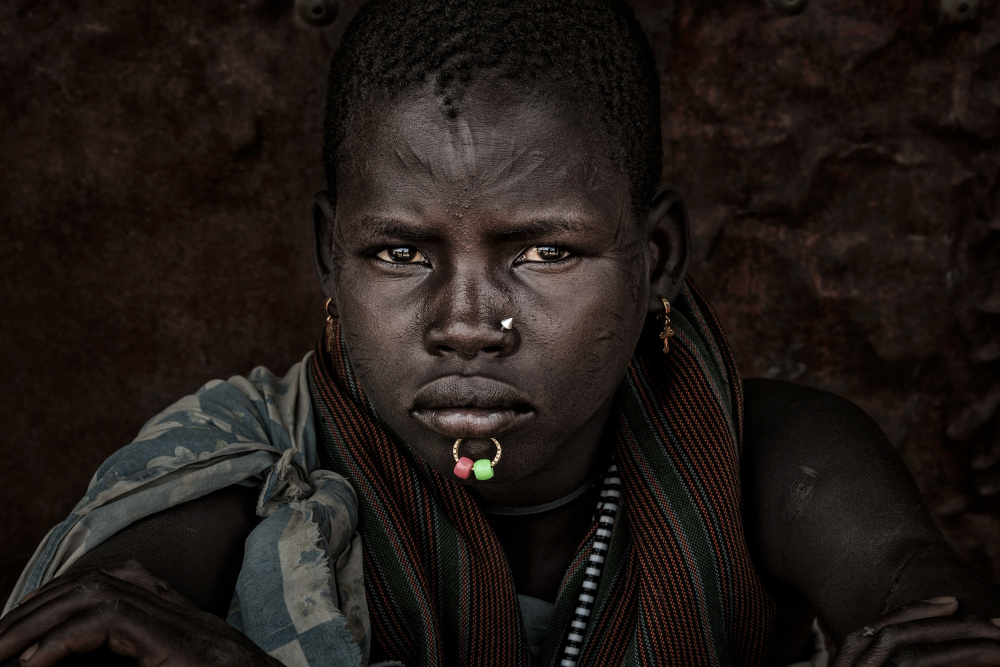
[411,376,535,438]
[412,407,534,439]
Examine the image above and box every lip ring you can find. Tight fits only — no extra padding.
[453,438,502,467]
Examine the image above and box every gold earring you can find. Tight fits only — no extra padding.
[325,298,336,354]
[659,297,674,354]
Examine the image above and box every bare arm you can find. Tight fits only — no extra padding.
[62,484,260,617]
[0,485,266,666]
[742,378,1000,641]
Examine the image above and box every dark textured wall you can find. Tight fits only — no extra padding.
[1,0,997,603]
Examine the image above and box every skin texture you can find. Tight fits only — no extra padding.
[742,379,1000,664]
[315,82,688,602]
[2,84,1000,666]
[0,488,274,667]
[316,83,686,508]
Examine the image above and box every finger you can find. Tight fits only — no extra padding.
[0,576,91,635]
[18,600,152,667]
[94,562,195,610]
[0,569,138,635]
[873,597,959,631]
[884,638,1000,667]
[833,598,960,667]
[20,598,233,667]
[0,574,192,661]
[855,615,1000,667]
[2,562,185,636]
[3,566,193,635]
[0,577,99,660]
[835,625,884,666]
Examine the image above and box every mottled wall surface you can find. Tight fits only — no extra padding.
[646,0,1000,580]
[1,0,997,602]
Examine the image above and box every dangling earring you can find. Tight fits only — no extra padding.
[659,297,674,354]
[325,298,337,355]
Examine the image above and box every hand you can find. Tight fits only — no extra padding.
[832,596,1000,666]
[0,561,282,667]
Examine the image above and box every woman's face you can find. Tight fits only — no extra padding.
[323,84,652,502]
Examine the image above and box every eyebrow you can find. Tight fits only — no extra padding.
[354,216,442,243]
[354,214,591,243]
[490,217,589,241]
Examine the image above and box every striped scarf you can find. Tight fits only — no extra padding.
[308,279,774,666]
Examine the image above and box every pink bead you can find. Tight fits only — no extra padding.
[453,457,474,479]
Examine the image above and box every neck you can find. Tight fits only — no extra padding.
[488,479,604,602]
[481,465,605,516]
[479,401,616,602]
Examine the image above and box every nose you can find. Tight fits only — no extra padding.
[423,269,518,360]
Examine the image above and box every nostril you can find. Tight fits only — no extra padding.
[432,342,505,357]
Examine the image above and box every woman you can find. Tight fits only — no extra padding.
[1,1,999,665]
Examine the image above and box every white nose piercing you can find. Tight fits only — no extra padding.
[500,318,513,331]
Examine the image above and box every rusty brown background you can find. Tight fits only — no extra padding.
[1,0,998,603]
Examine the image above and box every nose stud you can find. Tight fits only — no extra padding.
[500,318,513,331]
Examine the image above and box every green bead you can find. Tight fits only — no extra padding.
[473,459,494,481]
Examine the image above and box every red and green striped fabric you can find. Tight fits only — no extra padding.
[309,278,774,666]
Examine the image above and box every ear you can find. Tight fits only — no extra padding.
[644,189,691,313]
[313,191,338,313]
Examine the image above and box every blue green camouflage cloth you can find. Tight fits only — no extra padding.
[2,353,378,666]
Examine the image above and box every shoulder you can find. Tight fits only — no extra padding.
[122,352,320,474]
[740,378,909,491]
[743,378,885,450]
[740,380,947,632]
[740,379,1000,640]
[740,378,921,541]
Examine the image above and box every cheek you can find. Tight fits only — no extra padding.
[583,275,646,378]
[333,268,408,389]
[520,260,646,397]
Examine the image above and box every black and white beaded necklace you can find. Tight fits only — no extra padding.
[558,463,621,666]
[479,461,622,665]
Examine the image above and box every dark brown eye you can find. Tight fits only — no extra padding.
[521,245,570,262]
[376,247,426,263]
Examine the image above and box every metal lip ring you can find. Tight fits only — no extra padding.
[453,438,502,467]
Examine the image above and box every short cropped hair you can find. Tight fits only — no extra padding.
[323,0,662,218]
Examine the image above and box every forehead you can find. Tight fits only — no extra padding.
[335,83,632,229]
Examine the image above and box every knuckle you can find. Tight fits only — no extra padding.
[78,573,102,586]
[75,572,109,593]
[874,625,900,646]
[119,558,151,575]
[95,596,131,618]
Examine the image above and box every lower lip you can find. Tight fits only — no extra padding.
[411,407,534,439]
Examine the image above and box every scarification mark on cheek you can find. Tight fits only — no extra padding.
[340,328,377,384]
[584,328,626,379]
